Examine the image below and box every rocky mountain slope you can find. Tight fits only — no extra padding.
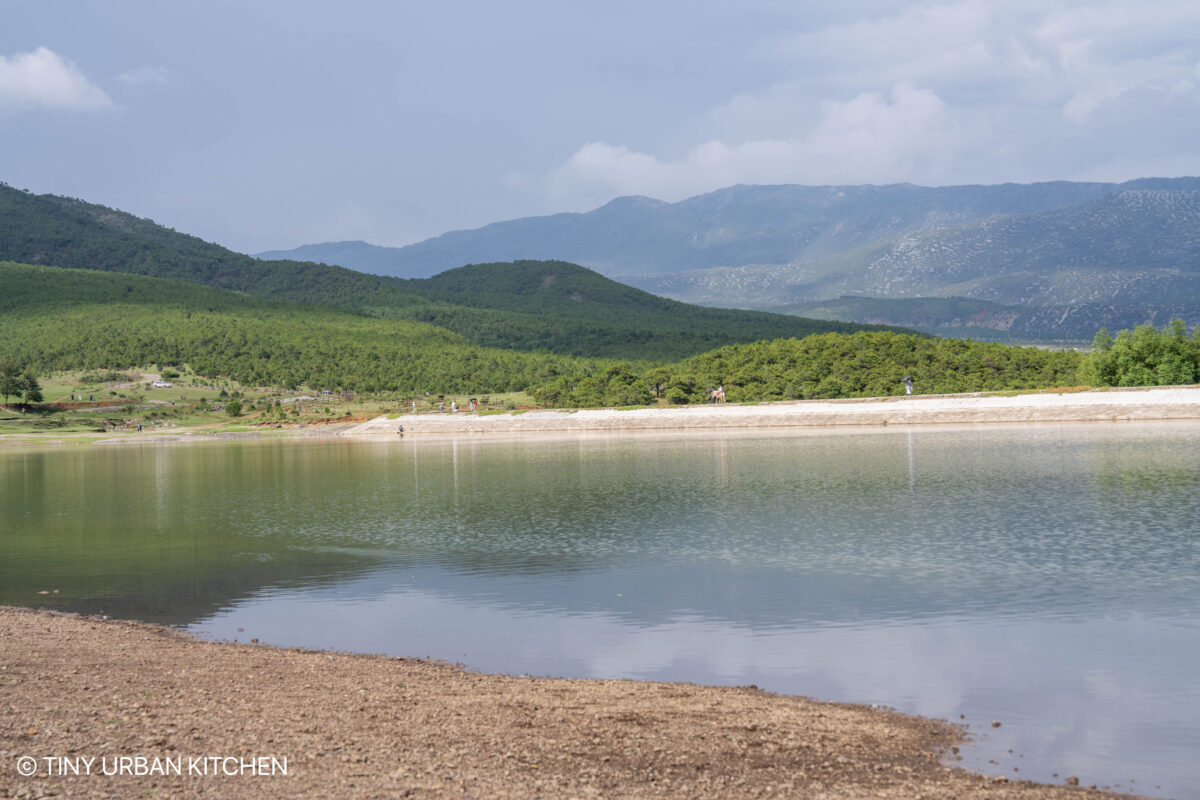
[259,181,1136,279]
[257,178,1200,339]
[640,189,1200,302]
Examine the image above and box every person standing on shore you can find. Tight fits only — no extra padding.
[903,376,914,395]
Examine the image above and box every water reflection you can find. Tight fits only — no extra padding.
[3,423,1200,797]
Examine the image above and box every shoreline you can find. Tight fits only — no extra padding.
[345,386,1200,436]
[1,606,1137,799]
[3,387,1198,449]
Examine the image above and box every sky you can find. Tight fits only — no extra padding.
[3,1,1200,254]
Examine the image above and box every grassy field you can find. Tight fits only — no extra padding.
[0,367,543,439]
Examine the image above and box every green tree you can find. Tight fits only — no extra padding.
[225,399,242,417]
[665,386,689,404]
[19,369,42,404]
[1081,319,1199,387]
[0,359,21,405]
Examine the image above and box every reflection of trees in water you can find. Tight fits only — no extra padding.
[1,442,396,625]
[1083,441,1200,600]
[1093,449,1200,501]
[5,428,1199,628]
[0,538,378,626]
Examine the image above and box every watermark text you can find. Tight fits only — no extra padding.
[14,754,287,778]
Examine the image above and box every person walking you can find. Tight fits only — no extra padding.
[902,376,914,395]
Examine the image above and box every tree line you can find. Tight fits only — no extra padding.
[531,331,1085,407]
[530,320,1200,408]
[0,359,43,406]
[1081,319,1200,387]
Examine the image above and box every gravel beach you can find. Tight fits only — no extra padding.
[0,607,1145,799]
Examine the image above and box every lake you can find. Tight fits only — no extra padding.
[3,423,1199,798]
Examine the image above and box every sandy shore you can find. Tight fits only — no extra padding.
[4,387,1198,448]
[345,386,1200,436]
[0,607,1140,800]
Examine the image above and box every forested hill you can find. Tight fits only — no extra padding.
[396,261,907,360]
[0,182,426,312]
[412,259,683,311]
[0,259,284,315]
[0,261,1088,404]
[0,261,592,393]
[0,183,914,362]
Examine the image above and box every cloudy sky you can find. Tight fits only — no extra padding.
[3,1,1200,253]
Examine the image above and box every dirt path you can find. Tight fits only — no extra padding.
[1,607,1138,799]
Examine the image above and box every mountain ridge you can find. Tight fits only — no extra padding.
[257,179,1193,279]
[254,178,1200,339]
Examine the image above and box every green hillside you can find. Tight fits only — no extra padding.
[0,258,285,314]
[642,332,1085,405]
[0,261,1098,410]
[0,183,427,312]
[0,183,914,362]
[0,262,601,394]
[529,330,1084,407]
[399,260,908,360]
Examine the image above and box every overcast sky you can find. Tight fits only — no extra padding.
[4,1,1200,253]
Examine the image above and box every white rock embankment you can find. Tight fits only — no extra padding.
[343,387,1200,436]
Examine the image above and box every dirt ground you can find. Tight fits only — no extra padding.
[0,607,1140,800]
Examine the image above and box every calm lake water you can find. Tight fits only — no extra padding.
[3,423,1199,797]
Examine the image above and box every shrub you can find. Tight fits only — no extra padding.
[665,387,689,405]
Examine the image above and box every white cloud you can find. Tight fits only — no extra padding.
[1062,81,1133,122]
[117,66,169,86]
[766,1,1054,106]
[0,47,113,111]
[547,83,975,209]
[541,1,1200,209]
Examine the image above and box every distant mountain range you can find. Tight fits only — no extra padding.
[258,179,1200,340]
